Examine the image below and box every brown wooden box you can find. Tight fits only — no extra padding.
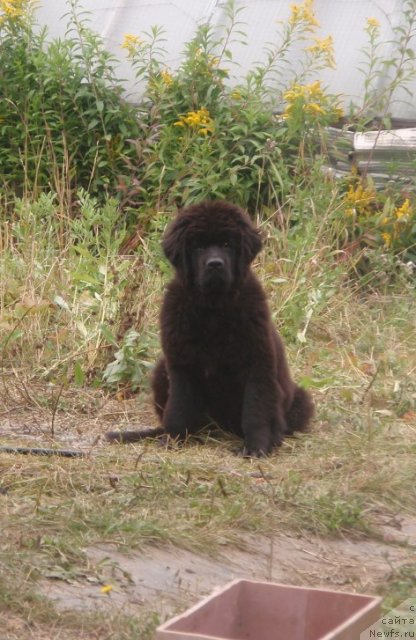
[156,579,381,640]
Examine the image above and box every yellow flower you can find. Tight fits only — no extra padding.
[344,181,376,214]
[333,106,344,119]
[121,34,143,57]
[289,0,319,29]
[304,102,325,115]
[0,0,29,19]
[100,584,113,595]
[283,80,342,121]
[284,81,324,102]
[308,80,324,98]
[307,35,335,68]
[230,89,242,100]
[307,36,333,54]
[283,87,301,102]
[174,107,214,135]
[208,55,220,66]
[394,198,412,219]
[381,232,392,247]
[160,69,173,86]
[367,17,380,29]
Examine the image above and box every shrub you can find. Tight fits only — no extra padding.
[340,172,416,262]
[118,0,342,218]
[0,0,140,198]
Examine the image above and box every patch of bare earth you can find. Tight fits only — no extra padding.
[40,529,415,618]
[0,394,154,450]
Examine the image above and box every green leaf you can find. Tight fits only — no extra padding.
[100,324,118,347]
[74,361,85,386]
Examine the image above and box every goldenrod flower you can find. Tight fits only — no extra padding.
[366,17,380,29]
[345,183,376,210]
[174,107,214,135]
[308,80,324,98]
[381,232,392,247]
[208,55,220,66]
[289,0,319,29]
[395,198,412,219]
[283,80,342,121]
[284,81,323,102]
[160,69,173,86]
[307,36,333,54]
[0,0,29,19]
[304,102,325,115]
[230,89,242,100]
[307,35,335,68]
[121,34,143,57]
[333,106,345,119]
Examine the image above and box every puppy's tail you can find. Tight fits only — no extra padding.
[285,386,314,435]
[105,426,165,443]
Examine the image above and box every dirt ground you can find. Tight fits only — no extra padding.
[39,526,415,618]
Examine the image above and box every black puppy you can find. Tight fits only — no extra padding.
[106,200,314,456]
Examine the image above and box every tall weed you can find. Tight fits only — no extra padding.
[0,192,159,392]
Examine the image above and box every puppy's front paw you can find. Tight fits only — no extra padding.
[239,444,268,458]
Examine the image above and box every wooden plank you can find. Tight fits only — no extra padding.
[354,128,416,152]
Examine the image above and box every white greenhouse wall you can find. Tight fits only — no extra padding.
[35,0,415,118]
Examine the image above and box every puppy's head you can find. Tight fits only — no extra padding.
[162,201,262,295]
[190,235,235,295]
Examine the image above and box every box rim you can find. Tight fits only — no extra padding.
[156,578,382,639]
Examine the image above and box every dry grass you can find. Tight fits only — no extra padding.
[1,287,415,637]
[1,199,415,637]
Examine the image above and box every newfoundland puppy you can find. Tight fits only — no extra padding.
[106,200,314,456]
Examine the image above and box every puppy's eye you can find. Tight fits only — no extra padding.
[222,241,230,248]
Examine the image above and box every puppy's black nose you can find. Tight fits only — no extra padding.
[206,257,224,269]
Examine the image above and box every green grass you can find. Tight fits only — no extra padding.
[380,563,416,611]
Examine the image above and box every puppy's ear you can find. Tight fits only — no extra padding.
[162,215,190,268]
[240,220,262,264]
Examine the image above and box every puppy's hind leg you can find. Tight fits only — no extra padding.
[285,386,314,435]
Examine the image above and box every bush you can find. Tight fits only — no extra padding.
[339,172,416,263]
[0,0,140,197]
[1,0,415,270]
[119,1,343,218]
